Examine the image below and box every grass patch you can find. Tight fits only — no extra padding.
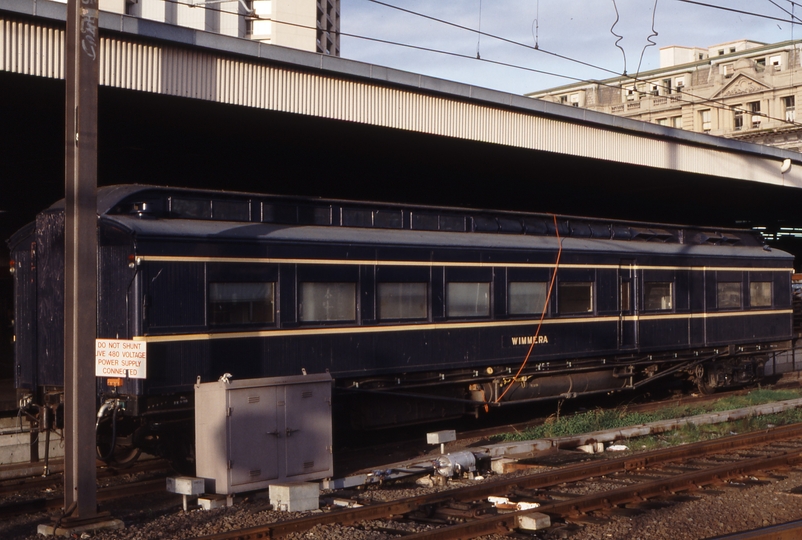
[495,387,802,443]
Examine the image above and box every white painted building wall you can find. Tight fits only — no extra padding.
[64,0,338,53]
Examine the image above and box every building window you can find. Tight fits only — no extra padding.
[749,101,761,128]
[558,282,593,314]
[559,95,568,104]
[447,282,490,318]
[770,55,782,70]
[784,96,795,123]
[700,109,711,133]
[299,282,356,322]
[718,49,724,56]
[755,58,766,71]
[569,93,580,107]
[209,282,275,325]
[717,282,741,309]
[675,77,685,91]
[624,86,636,102]
[377,283,427,320]
[644,282,672,311]
[662,78,672,95]
[734,106,744,131]
[671,116,683,129]
[509,282,547,315]
[657,118,669,126]
[730,47,736,53]
[750,282,772,307]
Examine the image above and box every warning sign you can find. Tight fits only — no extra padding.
[95,339,147,379]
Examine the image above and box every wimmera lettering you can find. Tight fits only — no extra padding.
[510,335,549,346]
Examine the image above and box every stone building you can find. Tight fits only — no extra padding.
[527,40,802,151]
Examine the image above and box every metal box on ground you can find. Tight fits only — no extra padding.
[195,373,333,495]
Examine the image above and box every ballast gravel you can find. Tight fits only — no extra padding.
[3,459,802,539]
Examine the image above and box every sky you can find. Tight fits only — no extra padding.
[339,0,802,95]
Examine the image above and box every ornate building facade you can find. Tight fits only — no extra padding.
[527,40,802,152]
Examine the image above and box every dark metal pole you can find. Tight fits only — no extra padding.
[64,0,99,518]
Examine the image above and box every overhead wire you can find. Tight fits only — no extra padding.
[362,0,802,127]
[609,0,628,74]
[673,0,802,24]
[768,0,802,22]
[635,0,660,77]
[131,0,802,128]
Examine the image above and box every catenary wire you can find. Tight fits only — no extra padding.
[635,0,660,77]
[673,0,802,24]
[609,0,628,74]
[134,0,802,127]
[362,0,802,127]
[768,0,802,22]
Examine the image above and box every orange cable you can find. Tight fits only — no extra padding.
[493,214,563,404]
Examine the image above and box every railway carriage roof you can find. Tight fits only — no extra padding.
[10,185,793,263]
[104,214,792,262]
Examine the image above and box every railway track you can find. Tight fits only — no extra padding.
[192,422,802,540]
[2,385,800,536]
[0,459,172,519]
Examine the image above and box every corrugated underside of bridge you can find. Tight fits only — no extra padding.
[1,11,801,188]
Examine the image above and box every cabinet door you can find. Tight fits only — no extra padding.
[227,386,280,486]
[283,382,332,477]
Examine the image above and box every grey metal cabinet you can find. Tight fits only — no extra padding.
[195,373,333,494]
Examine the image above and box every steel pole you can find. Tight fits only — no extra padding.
[64,0,99,518]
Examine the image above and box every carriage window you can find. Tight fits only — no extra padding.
[558,282,592,313]
[717,282,741,309]
[378,283,427,320]
[749,281,772,307]
[447,282,490,318]
[644,282,673,310]
[172,198,211,219]
[299,282,356,322]
[509,282,547,315]
[209,283,275,325]
[212,200,250,221]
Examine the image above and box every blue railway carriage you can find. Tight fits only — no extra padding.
[8,185,795,463]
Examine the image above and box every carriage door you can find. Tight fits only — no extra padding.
[619,260,637,349]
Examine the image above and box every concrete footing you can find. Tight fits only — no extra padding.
[269,482,319,512]
[37,514,124,537]
[516,512,551,531]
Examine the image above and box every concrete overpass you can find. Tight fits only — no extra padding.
[3,1,802,222]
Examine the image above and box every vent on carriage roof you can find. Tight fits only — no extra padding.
[630,227,676,242]
[694,232,741,245]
